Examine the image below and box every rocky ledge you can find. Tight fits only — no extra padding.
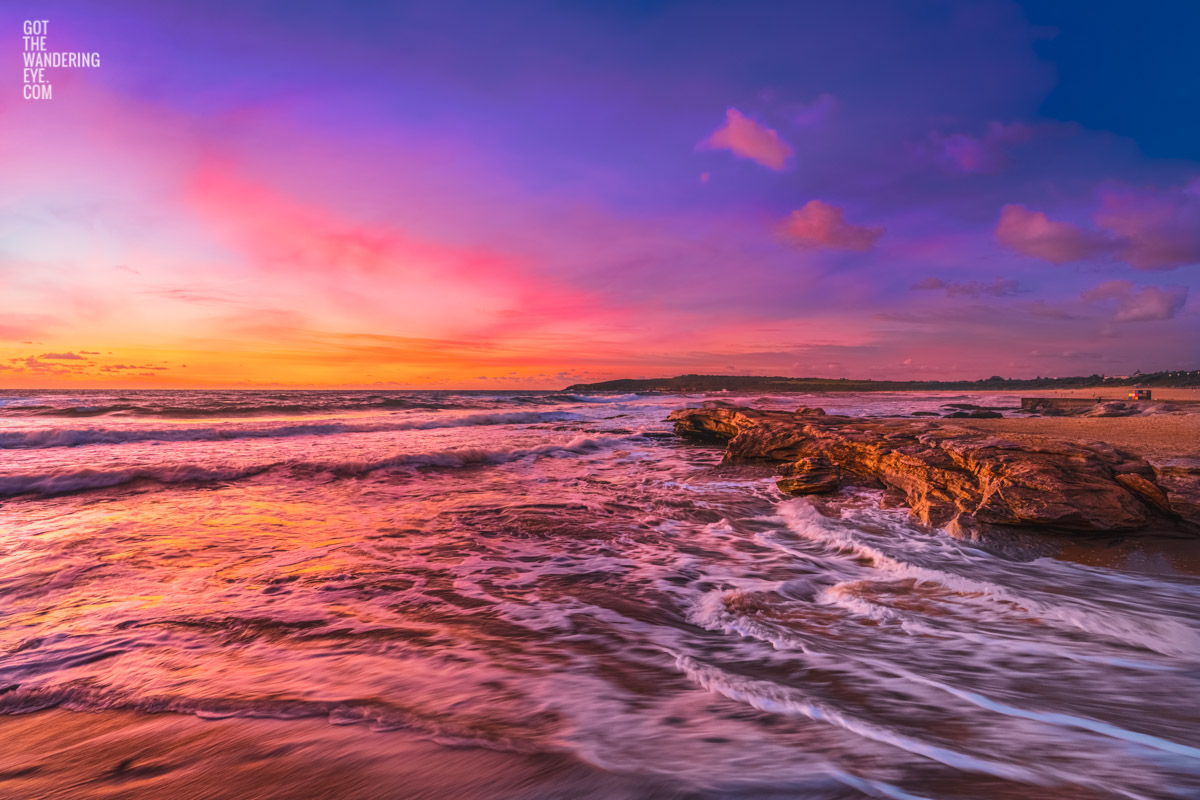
[668,406,1198,538]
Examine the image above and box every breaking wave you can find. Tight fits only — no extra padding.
[0,433,640,497]
[772,500,1200,659]
[0,392,649,419]
[0,410,581,449]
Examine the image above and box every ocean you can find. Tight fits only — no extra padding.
[2,389,1199,799]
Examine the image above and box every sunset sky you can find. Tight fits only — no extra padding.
[2,0,1198,388]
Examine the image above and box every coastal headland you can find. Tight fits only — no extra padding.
[565,370,1200,395]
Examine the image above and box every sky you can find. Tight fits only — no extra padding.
[1,0,1198,389]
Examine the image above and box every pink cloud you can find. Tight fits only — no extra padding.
[186,159,620,346]
[781,200,883,251]
[1082,280,1189,322]
[0,316,55,342]
[996,182,1200,270]
[697,108,794,171]
[1095,180,1200,271]
[994,204,1109,264]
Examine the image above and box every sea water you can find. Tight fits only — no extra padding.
[1,390,1198,799]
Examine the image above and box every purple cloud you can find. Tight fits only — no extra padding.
[995,182,1200,271]
[1096,180,1200,271]
[926,121,1033,174]
[994,205,1109,264]
[911,278,946,291]
[912,278,1023,297]
[1082,280,1189,322]
[794,93,839,128]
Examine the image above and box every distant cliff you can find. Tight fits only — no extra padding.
[563,371,1200,393]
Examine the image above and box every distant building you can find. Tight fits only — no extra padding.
[1128,387,1152,401]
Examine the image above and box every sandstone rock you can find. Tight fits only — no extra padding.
[880,487,909,509]
[700,399,742,409]
[1154,459,1200,525]
[1115,473,1176,516]
[795,407,827,416]
[943,403,1012,412]
[1020,398,1098,415]
[667,406,1191,536]
[1083,402,1140,418]
[776,456,840,495]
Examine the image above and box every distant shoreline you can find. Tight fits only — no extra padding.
[563,372,1200,394]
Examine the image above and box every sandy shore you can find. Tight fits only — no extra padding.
[957,414,1200,461]
[1014,386,1200,403]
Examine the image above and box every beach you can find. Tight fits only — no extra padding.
[959,413,1200,460]
[1016,387,1200,403]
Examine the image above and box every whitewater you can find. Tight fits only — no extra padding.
[1,389,1198,799]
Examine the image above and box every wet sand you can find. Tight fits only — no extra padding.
[0,710,677,800]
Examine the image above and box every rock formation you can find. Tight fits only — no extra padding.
[776,456,840,495]
[1154,459,1200,525]
[669,406,1196,537]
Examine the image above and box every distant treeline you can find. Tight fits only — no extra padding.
[564,370,1200,393]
